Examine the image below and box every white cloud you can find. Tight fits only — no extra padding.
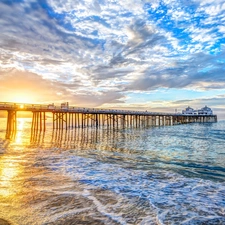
[218,26,225,35]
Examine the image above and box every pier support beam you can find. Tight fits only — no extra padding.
[52,112,67,130]
[31,111,46,141]
[6,110,17,139]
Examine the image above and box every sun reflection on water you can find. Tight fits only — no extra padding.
[15,118,25,144]
[0,160,21,197]
[0,118,28,197]
[13,118,31,146]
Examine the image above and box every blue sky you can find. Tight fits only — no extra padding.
[0,0,225,118]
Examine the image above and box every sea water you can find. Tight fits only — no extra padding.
[0,118,225,225]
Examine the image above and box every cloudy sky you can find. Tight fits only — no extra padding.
[0,0,225,118]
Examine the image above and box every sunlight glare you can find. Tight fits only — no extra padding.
[17,118,25,130]
[15,118,26,144]
[12,93,34,104]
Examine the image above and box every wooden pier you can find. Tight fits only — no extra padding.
[0,102,217,139]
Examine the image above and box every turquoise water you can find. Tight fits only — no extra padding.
[0,118,225,224]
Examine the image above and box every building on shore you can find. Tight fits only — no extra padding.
[182,106,213,115]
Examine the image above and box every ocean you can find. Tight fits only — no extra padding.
[0,118,225,225]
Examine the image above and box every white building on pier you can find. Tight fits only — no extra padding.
[182,106,213,115]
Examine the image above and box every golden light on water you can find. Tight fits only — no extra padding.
[15,118,25,144]
[0,160,21,197]
[18,118,25,130]
[0,119,27,197]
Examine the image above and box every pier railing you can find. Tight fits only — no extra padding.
[0,102,183,115]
